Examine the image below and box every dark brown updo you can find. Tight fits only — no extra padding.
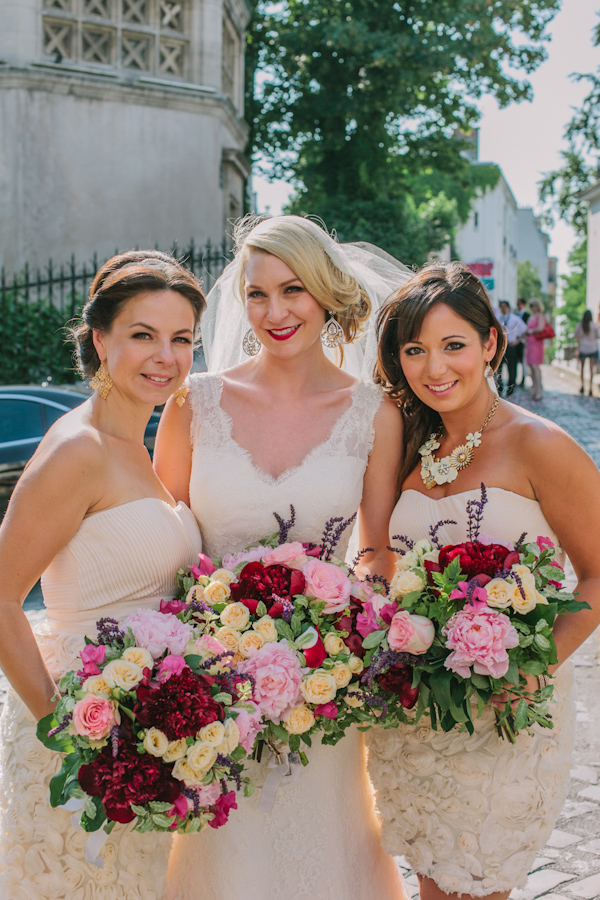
[70,250,206,378]
[375,261,506,490]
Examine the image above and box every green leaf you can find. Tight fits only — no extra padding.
[505,659,520,688]
[361,629,387,650]
[212,692,233,705]
[288,733,301,752]
[230,745,247,762]
[520,659,546,676]
[256,601,268,618]
[80,796,106,832]
[275,620,294,642]
[301,732,312,747]
[151,814,176,829]
[429,668,453,712]
[534,633,551,651]
[513,699,529,731]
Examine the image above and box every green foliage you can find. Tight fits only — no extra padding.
[517,260,543,302]
[559,238,587,337]
[0,292,80,384]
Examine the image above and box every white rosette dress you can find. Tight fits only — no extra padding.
[166,372,408,900]
[367,488,576,898]
[0,498,201,900]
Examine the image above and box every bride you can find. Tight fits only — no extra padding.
[154,215,411,900]
[0,251,204,899]
[367,262,600,900]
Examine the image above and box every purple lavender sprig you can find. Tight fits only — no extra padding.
[514,532,528,551]
[355,689,389,718]
[512,570,528,602]
[197,650,235,671]
[181,786,201,817]
[429,519,458,550]
[280,595,294,623]
[466,483,488,542]
[96,617,126,646]
[347,547,374,577]
[273,505,296,545]
[48,712,72,737]
[187,597,214,616]
[361,647,422,691]
[364,573,390,593]
[389,534,415,553]
[216,754,243,790]
[320,513,357,561]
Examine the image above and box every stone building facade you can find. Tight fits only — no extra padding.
[0,0,251,273]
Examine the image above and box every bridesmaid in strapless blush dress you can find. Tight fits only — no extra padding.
[0,251,205,900]
[367,262,600,900]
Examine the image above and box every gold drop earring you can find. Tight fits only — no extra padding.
[90,362,113,400]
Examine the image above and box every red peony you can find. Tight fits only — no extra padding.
[376,665,419,709]
[438,541,511,579]
[230,562,305,618]
[135,668,224,740]
[79,734,180,823]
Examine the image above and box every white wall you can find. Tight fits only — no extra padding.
[516,208,550,295]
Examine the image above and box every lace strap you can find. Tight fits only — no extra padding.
[328,380,385,463]
[188,372,227,449]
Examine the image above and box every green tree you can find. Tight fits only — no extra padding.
[560,238,587,338]
[517,260,543,303]
[250,0,560,263]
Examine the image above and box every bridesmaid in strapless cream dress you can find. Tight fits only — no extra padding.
[370,262,600,900]
[0,251,206,900]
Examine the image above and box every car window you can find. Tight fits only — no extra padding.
[0,399,44,443]
[44,405,68,428]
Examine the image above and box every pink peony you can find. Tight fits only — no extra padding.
[314,701,338,719]
[303,558,352,614]
[388,610,435,654]
[238,640,303,724]
[157,654,188,683]
[78,643,106,677]
[234,701,264,753]
[261,542,307,568]
[221,546,266,571]
[72,694,119,741]
[443,606,519,679]
[123,608,193,659]
[194,781,222,807]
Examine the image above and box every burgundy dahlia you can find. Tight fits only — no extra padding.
[230,562,305,617]
[136,668,224,740]
[438,541,512,580]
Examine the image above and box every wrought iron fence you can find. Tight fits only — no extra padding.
[0,240,232,385]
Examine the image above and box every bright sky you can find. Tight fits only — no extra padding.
[253,0,600,281]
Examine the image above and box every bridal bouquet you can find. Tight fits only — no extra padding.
[357,486,589,741]
[37,608,255,838]
[173,510,391,762]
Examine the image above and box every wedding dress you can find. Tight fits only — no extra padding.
[0,499,201,900]
[166,372,408,900]
[367,487,576,898]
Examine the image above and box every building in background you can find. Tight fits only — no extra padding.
[579,179,600,320]
[516,207,557,307]
[0,0,251,273]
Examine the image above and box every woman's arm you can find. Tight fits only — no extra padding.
[153,395,193,505]
[357,397,403,582]
[0,436,99,718]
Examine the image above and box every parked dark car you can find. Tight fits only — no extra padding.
[0,385,161,487]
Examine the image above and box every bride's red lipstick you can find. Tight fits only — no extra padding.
[267,325,301,341]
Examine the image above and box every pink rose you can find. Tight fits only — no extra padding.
[443,606,519,679]
[157,654,188,683]
[536,536,555,552]
[388,610,435,654]
[261,542,307,568]
[72,694,119,741]
[123,608,193,659]
[303,559,352,614]
[78,643,106,677]
[314,701,338,719]
[160,598,187,615]
[195,634,227,658]
[238,640,303,724]
[221,546,266,571]
[235,701,263,753]
[209,791,237,829]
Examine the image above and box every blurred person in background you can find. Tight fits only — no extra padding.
[496,300,527,397]
[574,310,600,397]
[516,298,530,387]
[525,299,548,402]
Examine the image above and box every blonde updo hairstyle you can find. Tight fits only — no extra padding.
[70,250,206,379]
[233,216,371,354]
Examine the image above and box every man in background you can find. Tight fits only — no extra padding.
[497,300,527,397]
[516,298,530,387]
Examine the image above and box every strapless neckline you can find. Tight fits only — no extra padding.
[401,486,540,506]
[84,497,183,521]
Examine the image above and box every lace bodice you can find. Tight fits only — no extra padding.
[188,373,384,558]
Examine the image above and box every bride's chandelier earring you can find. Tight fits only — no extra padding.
[90,362,113,400]
[484,363,493,379]
[173,383,189,407]
[321,313,344,349]
[242,328,261,357]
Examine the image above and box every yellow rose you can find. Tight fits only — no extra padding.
[485,578,516,610]
[283,704,315,735]
[343,685,365,708]
[330,661,352,689]
[219,602,250,630]
[238,631,265,658]
[186,584,205,603]
[102,659,144,691]
[122,646,154,671]
[216,627,240,652]
[224,718,240,754]
[172,757,205,786]
[324,633,346,657]
[390,569,425,599]
[143,727,169,757]
[252,616,278,643]
[82,675,111,696]
[205,581,232,606]
[348,655,364,675]
[300,670,337,705]
[210,569,236,586]
[510,565,539,614]
[186,741,218,777]
[162,739,188,762]
[198,721,225,745]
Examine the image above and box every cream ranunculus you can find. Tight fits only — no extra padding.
[186,741,218,777]
[224,718,240,754]
[283,704,315,735]
[210,568,237,586]
[102,659,144,691]
[348,655,364,675]
[216,626,241,652]
[81,675,111,696]
[510,565,539,614]
[122,646,154,671]
[198,721,225,746]
[484,578,516,610]
[162,738,188,762]
[330,661,353,688]
[390,568,426,600]
[219,601,250,630]
[343,685,365,708]
[300,669,337,705]
[143,727,169,757]
[324,632,346,657]
[238,630,265,658]
[252,616,278,643]
[205,580,232,605]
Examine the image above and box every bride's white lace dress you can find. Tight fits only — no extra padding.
[166,372,408,900]
[0,499,201,900]
[367,488,576,898]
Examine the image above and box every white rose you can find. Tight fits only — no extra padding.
[510,565,539,614]
[216,627,240,651]
[238,630,265,658]
[252,616,278,642]
[186,584,205,603]
[162,738,188,762]
[413,539,434,557]
[330,661,352,689]
[210,569,236,586]
[224,718,240,754]
[143,727,169,757]
[122,646,154,671]
[102,659,144,691]
[205,580,232,605]
[198,721,225,745]
[186,741,218,778]
[283,704,315,735]
[348,655,364,675]
[324,632,346,657]
[484,578,516,610]
[219,602,250,630]
[394,550,419,572]
[172,757,205,786]
[81,675,111,696]
[390,568,426,599]
[300,670,338,705]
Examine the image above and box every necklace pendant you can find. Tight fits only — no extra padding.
[449,444,473,471]
[425,474,436,490]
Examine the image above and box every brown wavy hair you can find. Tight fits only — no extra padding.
[375,261,506,491]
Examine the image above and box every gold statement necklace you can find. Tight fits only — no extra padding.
[418,394,500,490]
